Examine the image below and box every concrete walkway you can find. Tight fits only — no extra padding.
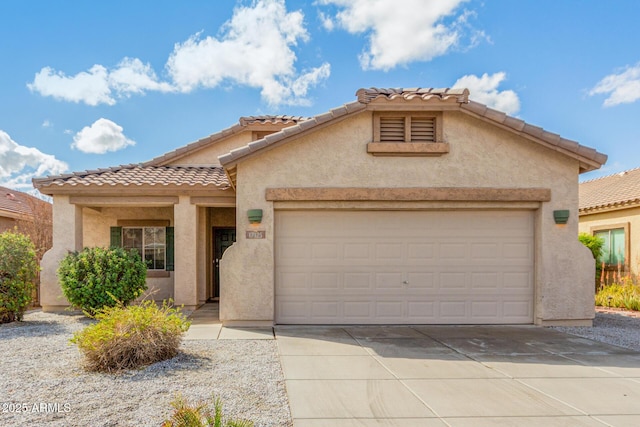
[275,325,640,427]
[184,303,274,340]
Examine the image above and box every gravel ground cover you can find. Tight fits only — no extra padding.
[552,308,640,352]
[0,311,292,427]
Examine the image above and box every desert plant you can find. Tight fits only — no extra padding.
[58,247,147,314]
[578,233,604,261]
[162,394,253,427]
[70,300,190,372]
[595,280,640,311]
[579,233,605,290]
[0,230,38,323]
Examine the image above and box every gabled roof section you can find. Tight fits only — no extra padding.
[144,115,308,166]
[579,167,640,213]
[218,87,607,176]
[33,164,229,195]
[0,186,51,218]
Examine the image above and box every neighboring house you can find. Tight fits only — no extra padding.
[34,87,607,326]
[579,168,640,280]
[1,186,41,231]
[0,186,53,305]
[0,186,52,251]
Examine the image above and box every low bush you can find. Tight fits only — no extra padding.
[595,280,640,311]
[162,394,253,427]
[0,230,38,323]
[70,300,190,372]
[58,247,147,314]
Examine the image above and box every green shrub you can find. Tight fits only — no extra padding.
[162,394,253,427]
[579,232,604,261]
[595,281,640,311]
[0,230,38,323]
[579,233,605,290]
[58,247,147,314]
[70,300,190,372]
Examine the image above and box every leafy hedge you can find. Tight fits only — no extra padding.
[58,247,147,314]
[0,231,38,323]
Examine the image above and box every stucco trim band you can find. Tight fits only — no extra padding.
[69,196,179,206]
[367,142,450,156]
[265,187,552,202]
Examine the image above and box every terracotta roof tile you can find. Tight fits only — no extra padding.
[460,101,607,169]
[144,115,309,166]
[33,165,229,190]
[219,88,607,173]
[356,87,470,104]
[218,101,367,165]
[579,167,640,212]
[0,186,51,217]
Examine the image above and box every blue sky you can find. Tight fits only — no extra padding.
[1,0,639,193]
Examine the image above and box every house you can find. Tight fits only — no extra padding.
[579,168,640,280]
[34,87,607,326]
[0,186,51,233]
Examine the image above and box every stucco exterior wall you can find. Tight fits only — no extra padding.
[221,110,593,325]
[579,206,640,276]
[82,206,175,301]
[40,196,82,311]
[0,216,17,233]
[169,132,253,166]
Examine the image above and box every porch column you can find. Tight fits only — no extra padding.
[40,195,83,311]
[173,196,198,309]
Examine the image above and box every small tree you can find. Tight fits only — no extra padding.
[58,247,147,314]
[0,231,38,323]
[579,232,605,290]
[579,232,604,261]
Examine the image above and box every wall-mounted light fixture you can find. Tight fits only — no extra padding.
[553,210,570,225]
[247,209,263,224]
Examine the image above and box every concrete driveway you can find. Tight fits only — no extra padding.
[274,325,640,427]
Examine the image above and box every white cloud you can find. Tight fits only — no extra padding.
[42,120,52,128]
[318,11,335,31]
[166,0,330,105]
[0,130,68,190]
[453,72,520,115]
[28,65,114,106]
[28,59,174,106]
[71,118,135,154]
[29,0,328,106]
[108,57,174,96]
[319,0,471,70]
[589,63,640,107]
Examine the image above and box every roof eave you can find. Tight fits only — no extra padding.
[219,101,367,168]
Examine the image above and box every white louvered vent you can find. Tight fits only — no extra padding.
[379,117,405,141]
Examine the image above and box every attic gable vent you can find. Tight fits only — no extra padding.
[410,117,436,142]
[379,117,405,141]
[369,112,448,156]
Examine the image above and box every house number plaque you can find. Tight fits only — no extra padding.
[246,230,266,239]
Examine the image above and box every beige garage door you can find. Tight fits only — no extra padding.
[275,210,534,324]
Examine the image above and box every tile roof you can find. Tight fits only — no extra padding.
[579,167,640,212]
[238,115,308,125]
[356,87,470,104]
[219,87,607,173]
[144,115,309,166]
[0,186,51,217]
[33,165,229,191]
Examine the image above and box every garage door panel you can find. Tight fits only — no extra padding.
[275,210,534,324]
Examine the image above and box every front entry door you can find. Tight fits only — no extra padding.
[213,228,236,299]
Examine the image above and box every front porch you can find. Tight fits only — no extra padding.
[39,193,236,312]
